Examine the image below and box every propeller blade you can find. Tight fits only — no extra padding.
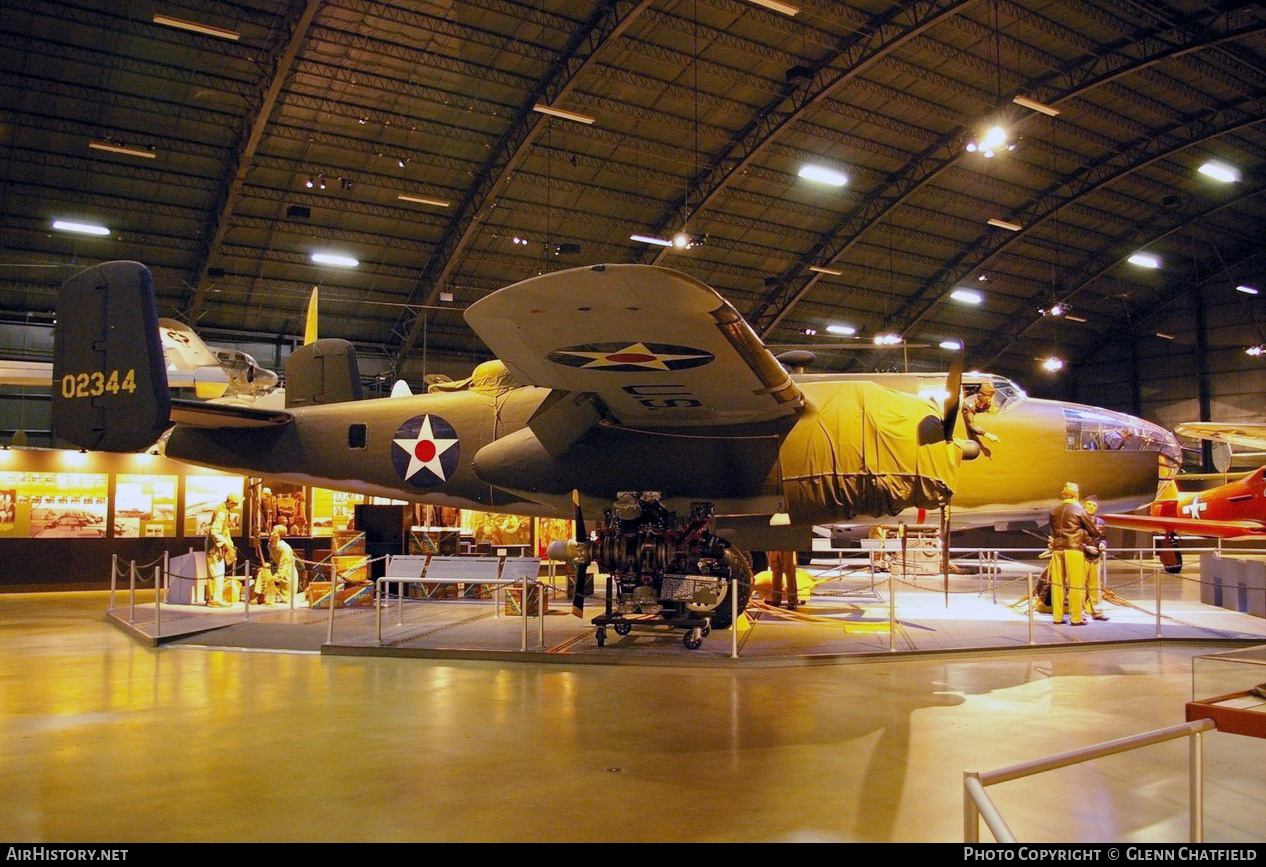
[942,355,964,442]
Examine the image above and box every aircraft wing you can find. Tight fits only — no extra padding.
[1174,422,1266,453]
[465,265,803,428]
[1101,512,1266,540]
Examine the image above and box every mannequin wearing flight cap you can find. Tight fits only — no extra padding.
[1082,496,1110,621]
[962,382,1002,458]
[204,493,240,607]
[1047,482,1097,626]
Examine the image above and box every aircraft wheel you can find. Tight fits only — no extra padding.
[683,629,703,650]
[613,621,632,636]
[708,546,752,630]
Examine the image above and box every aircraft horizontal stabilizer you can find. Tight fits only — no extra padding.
[169,398,292,429]
[1101,512,1266,540]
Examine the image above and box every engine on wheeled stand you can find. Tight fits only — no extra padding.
[551,491,752,650]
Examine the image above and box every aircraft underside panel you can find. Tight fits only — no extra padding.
[780,381,960,525]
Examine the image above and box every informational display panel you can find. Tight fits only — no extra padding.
[535,516,572,559]
[184,475,245,537]
[0,471,108,538]
[462,510,531,546]
[113,473,178,537]
[310,488,363,537]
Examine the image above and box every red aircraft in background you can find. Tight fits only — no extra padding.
[1103,423,1266,570]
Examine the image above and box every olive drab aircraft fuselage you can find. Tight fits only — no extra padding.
[50,261,1181,637]
[51,261,1180,545]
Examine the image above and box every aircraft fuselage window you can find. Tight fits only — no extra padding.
[348,424,367,449]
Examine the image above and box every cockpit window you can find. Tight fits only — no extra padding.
[1062,407,1179,466]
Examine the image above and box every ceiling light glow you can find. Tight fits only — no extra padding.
[1235,284,1259,295]
[826,324,856,336]
[809,265,843,276]
[1128,252,1161,269]
[1012,95,1060,117]
[52,220,109,236]
[89,141,156,159]
[987,218,1022,232]
[310,252,359,268]
[748,0,799,14]
[1197,160,1240,183]
[630,234,672,247]
[950,288,983,304]
[398,194,451,208]
[532,104,595,125]
[798,165,848,186]
[873,333,902,346]
[152,14,240,40]
[1042,356,1065,372]
[940,339,963,351]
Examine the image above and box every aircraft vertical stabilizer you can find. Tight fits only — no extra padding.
[52,261,171,452]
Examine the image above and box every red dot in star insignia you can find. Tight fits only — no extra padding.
[607,353,656,363]
[414,440,436,462]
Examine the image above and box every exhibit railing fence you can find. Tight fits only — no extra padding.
[963,718,1216,843]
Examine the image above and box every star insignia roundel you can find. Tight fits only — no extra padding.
[391,414,460,487]
[547,341,714,372]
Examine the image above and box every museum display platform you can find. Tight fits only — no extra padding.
[105,558,1266,665]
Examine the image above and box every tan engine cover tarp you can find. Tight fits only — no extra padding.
[780,381,961,524]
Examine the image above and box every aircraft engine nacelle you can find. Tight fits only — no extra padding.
[779,381,962,525]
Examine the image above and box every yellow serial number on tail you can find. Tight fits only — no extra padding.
[60,369,137,399]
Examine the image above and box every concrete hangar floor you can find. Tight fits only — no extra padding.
[2,589,1265,844]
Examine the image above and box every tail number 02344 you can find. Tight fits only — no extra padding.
[61,369,137,399]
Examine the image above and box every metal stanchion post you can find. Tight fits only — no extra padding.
[730,575,738,659]
[1190,728,1204,843]
[1155,562,1163,639]
[129,561,137,621]
[153,564,162,637]
[110,553,118,612]
[1027,569,1034,645]
[326,570,338,645]
[244,563,252,621]
[520,573,528,652]
[888,564,895,652]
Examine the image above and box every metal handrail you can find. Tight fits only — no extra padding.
[964,718,1217,843]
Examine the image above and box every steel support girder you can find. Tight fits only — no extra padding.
[183,0,325,326]
[640,0,980,268]
[386,0,654,374]
[979,184,1266,370]
[746,10,1266,339]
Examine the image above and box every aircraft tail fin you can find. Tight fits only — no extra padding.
[1155,478,1180,503]
[284,338,363,407]
[303,286,319,346]
[52,261,172,452]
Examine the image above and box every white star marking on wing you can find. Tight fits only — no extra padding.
[393,416,459,482]
[554,342,710,371]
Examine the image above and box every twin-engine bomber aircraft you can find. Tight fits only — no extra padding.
[51,261,1179,642]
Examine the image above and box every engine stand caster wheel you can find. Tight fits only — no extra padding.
[683,629,703,650]
[701,623,711,638]
[613,621,632,636]
[596,627,606,647]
